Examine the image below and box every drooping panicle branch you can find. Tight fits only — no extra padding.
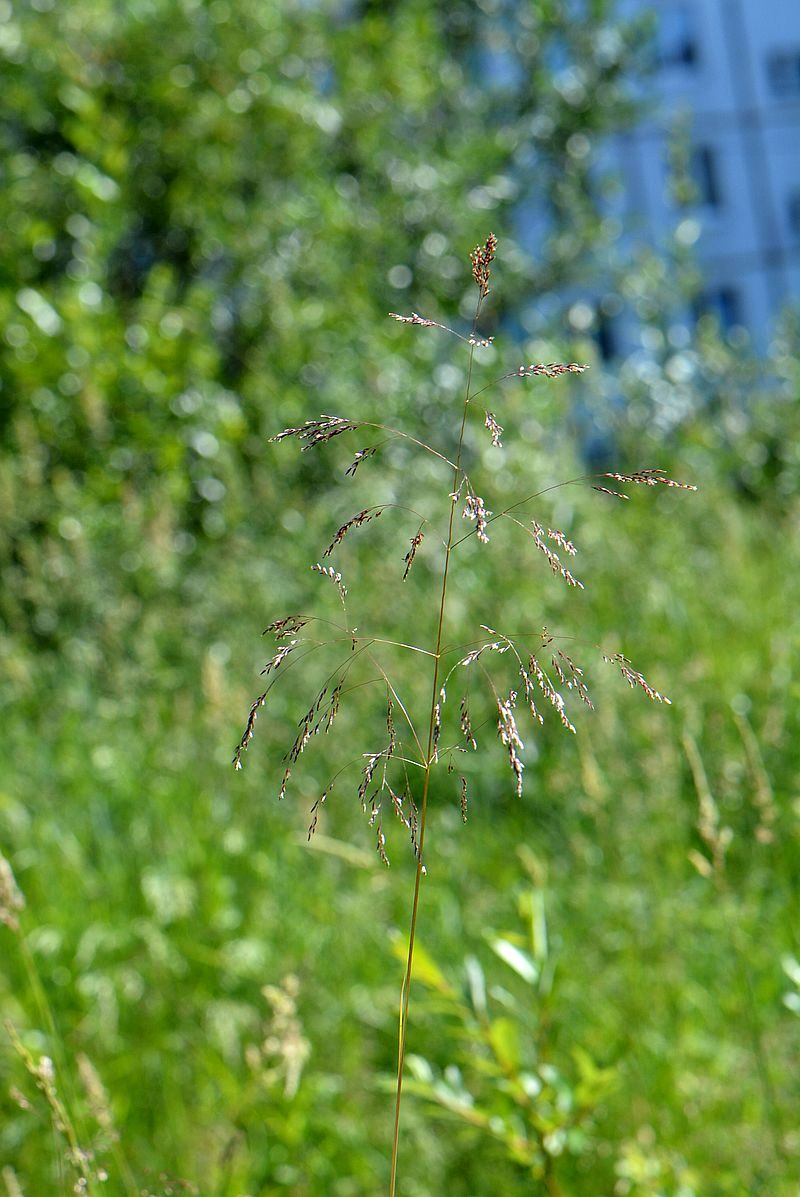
[552,651,593,708]
[312,563,347,602]
[345,446,378,477]
[460,698,477,751]
[603,653,671,704]
[389,311,494,348]
[515,362,588,378]
[403,531,424,580]
[323,509,383,558]
[602,468,697,490]
[271,414,358,450]
[484,412,503,448]
[462,492,491,544]
[530,520,584,589]
[496,690,524,797]
[263,615,310,639]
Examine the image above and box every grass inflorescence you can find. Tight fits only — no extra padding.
[233,234,695,1194]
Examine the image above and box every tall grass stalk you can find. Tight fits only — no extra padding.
[233,235,695,1193]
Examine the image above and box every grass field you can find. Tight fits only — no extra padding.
[3,434,800,1195]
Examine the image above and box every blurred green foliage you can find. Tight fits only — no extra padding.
[1,0,800,1194]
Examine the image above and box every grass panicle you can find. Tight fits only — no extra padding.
[232,234,695,1195]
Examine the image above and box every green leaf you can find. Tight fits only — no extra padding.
[489,1016,522,1072]
[490,937,539,986]
[465,954,487,1017]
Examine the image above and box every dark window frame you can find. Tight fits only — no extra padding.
[657,5,699,70]
[766,50,800,98]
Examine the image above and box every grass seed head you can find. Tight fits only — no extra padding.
[470,232,498,297]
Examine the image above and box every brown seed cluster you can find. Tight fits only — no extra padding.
[459,632,510,668]
[351,698,400,865]
[484,411,503,448]
[460,698,477,751]
[389,311,438,328]
[603,468,697,491]
[272,414,358,451]
[312,563,347,602]
[516,362,588,378]
[531,520,583,589]
[308,785,332,841]
[528,655,576,734]
[603,653,671,704]
[470,232,498,298]
[547,527,576,557]
[263,615,309,639]
[323,508,382,558]
[463,492,491,543]
[345,446,377,477]
[552,651,593,708]
[288,684,343,764]
[261,642,298,676]
[592,485,630,501]
[497,691,524,797]
[403,531,424,580]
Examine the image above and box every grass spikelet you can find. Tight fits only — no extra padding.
[463,492,491,543]
[601,468,697,491]
[389,311,438,328]
[278,767,291,801]
[552,650,593,708]
[516,362,587,378]
[496,691,525,797]
[263,615,309,639]
[529,655,576,734]
[403,531,424,580]
[484,411,503,447]
[323,508,382,558]
[261,641,298,676]
[547,527,576,556]
[271,414,358,450]
[603,652,671,704]
[470,232,497,297]
[518,659,545,727]
[531,520,584,588]
[592,484,630,500]
[345,446,378,477]
[460,698,477,750]
[312,563,347,602]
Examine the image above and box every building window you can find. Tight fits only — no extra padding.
[690,146,721,208]
[788,190,800,239]
[766,51,800,98]
[657,6,698,68]
[694,286,741,332]
[595,312,617,362]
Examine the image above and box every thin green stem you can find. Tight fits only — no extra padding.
[359,422,458,470]
[388,302,481,1196]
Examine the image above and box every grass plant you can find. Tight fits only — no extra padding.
[233,235,695,1193]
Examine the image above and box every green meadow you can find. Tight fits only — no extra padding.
[2,2,799,1193]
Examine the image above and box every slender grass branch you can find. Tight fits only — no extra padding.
[388,292,482,1195]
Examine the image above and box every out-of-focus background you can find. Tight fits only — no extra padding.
[1,1,799,1193]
